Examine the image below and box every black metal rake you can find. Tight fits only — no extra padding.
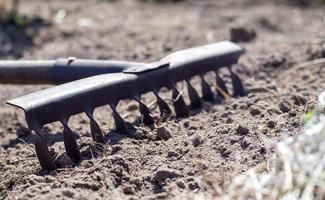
[4,41,245,170]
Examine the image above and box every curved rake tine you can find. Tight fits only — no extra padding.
[110,103,130,134]
[228,67,245,97]
[60,119,81,161]
[215,70,229,98]
[186,80,201,109]
[153,90,172,117]
[200,75,215,102]
[85,110,105,144]
[172,85,189,118]
[34,130,57,170]
[135,96,155,125]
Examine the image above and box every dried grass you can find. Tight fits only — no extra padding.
[223,91,325,200]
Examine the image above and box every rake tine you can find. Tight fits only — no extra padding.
[85,110,105,144]
[200,75,215,102]
[60,119,81,161]
[34,130,57,171]
[110,103,129,134]
[153,90,172,117]
[135,96,155,126]
[228,67,245,97]
[186,80,202,109]
[215,70,229,98]
[172,85,189,118]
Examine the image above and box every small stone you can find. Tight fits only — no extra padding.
[236,125,249,135]
[191,135,204,147]
[156,126,171,140]
[230,22,256,42]
[267,120,276,129]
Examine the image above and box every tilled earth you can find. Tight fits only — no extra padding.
[0,0,325,199]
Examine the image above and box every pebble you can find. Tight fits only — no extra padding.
[267,120,277,129]
[156,126,171,140]
[236,125,249,135]
[230,22,256,42]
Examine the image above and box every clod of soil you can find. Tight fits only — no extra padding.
[267,120,277,129]
[156,126,172,140]
[236,125,250,135]
[154,168,183,186]
[230,22,256,42]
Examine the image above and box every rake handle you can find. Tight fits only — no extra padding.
[0,59,144,84]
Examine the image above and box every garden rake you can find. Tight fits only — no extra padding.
[3,41,245,170]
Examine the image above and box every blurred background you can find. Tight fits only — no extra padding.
[0,0,324,61]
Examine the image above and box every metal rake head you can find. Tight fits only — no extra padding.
[7,41,245,170]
